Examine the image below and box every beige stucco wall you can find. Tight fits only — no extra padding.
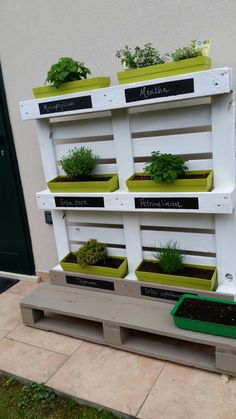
[0,0,235,273]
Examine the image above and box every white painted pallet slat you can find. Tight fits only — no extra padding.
[58,163,117,176]
[66,211,123,224]
[130,105,211,134]
[141,230,216,253]
[55,140,115,160]
[68,225,125,245]
[142,251,216,267]
[133,132,212,157]
[52,116,112,140]
[139,213,214,229]
[51,210,70,260]
[134,159,213,172]
[36,189,235,213]
[70,244,126,258]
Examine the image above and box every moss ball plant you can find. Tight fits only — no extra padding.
[75,239,108,267]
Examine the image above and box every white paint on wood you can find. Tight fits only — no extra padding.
[215,211,236,285]
[58,163,117,176]
[66,211,123,224]
[36,188,235,213]
[52,115,112,140]
[51,210,70,259]
[68,225,125,245]
[133,132,211,157]
[122,213,143,273]
[140,213,214,229]
[131,105,211,133]
[142,251,216,267]
[141,230,215,253]
[70,244,126,257]
[35,119,58,182]
[55,139,115,161]
[134,159,213,172]
[211,92,235,188]
[111,109,134,189]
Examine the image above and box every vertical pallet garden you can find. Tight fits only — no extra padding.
[19,68,236,375]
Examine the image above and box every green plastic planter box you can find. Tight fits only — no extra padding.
[171,294,236,339]
[126,170,213,192]
[117,56,211,84]
[135,260,217,291]
[33,77,111,98]
[47,174,119,193]
[60,253,128,278]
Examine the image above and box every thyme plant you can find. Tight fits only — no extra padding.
[116,43,168,69]
[60,147,99,179]
[171,41,203,62]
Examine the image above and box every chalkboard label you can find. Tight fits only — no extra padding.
[55,196,104,208]
[141,286,197,301]
[125,78,194,103]
[135,197,199,210]
[66,275,115,290]
[39,96,92,115]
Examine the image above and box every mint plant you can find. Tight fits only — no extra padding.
[46,57,91,89]
[154,241,184,274]
[144,151,188,183]
[171,41,203,62]
[60,147,99,179]
[76,239,108,267]
[116,43,168,69]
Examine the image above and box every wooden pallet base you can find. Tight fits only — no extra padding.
[20,284,236,376]
[50,267,234,304]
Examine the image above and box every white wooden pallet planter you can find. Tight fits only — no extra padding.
[19,67,236,375]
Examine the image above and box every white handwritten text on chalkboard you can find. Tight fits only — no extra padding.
[55,196,104,208]
[66,275,115,290]
[135,197,199,210]
[125,79,194,103]
[39,96,92,115]
[141,286,196,301]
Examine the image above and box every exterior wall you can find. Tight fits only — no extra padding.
[0,0,235,272]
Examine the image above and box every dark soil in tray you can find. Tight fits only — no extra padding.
[66,253,123,268]
[54,176,112,182]
[175,298,236,326]
[132,173,208,181]
[138,261,213,280]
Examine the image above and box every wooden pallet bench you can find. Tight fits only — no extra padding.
[21,283,236,376]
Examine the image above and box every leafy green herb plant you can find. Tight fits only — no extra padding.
[154,241,185,274]
[116,43,169,70]
[171,40,203,62]
[76,239,108,267]
[60,146,99,179]
[144,151,188,183]
[46,57,91,89]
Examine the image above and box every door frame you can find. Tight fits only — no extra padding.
[0,64,35,275]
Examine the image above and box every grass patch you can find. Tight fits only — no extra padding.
[0,375,119,419]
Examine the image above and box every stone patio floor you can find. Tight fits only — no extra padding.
[1,280,236,418]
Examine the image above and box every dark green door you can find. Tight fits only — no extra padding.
[0,67,35,275]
